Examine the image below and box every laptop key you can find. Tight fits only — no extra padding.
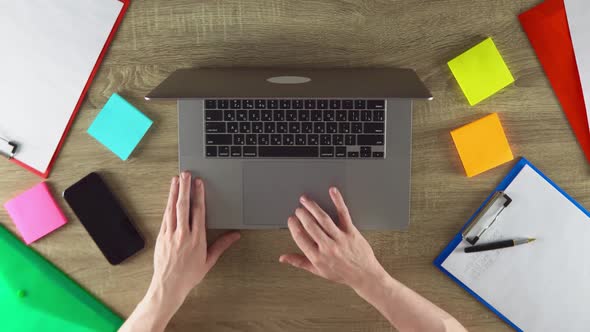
[336,110,347,121]
[258,134,269,145]
[231,146,242,157]
[308,134,319,145]
[305,100,316,109]
[298,110,310,121]
[339,122,350,133]
[296,134,306,145]
[311,110,322,121]
[234,134,245,145]
[345,134,356,146]
[293,100,304,109]
[205,100,216,109]
[243,100,254,109]
[283,134,294,146]
[358,135,384,145]
[206,122,225,133]
[236,109,248,121]
[289,122,301,133]
[255,100,266,109]
[252,122,263,133]
[206,146,217,157]
[351,123,362,133]
[261,109,273,121]
[320,134,332,145]
[361,110,372,121]
[264,122,276,133]
[334,134,344,146]
[273,110,285,121]
[218,146,230,157]
[348,110,360,121]
[347,151,359,158]
[205,109,222,121]
[259,146,318,158]
[367,100,385,109]
[243,146,257,157]
[206,134,232,145]
[324,110,335,121]
[268,100,278,109]
[360,146,372,158]
[248,110,260,121]
[224,110,235,121]
[373,110,385,121]
[227,122,239,133]
[246,134,257,145]
[314,122,325,133]
[271,134,282,145]
[330,100,341,109]
[239,122,251,133]
[327,122,337,133]
[373,152,384,158]
[342,100,354,109]
[363,122,384,133]
[280,100,292,109]
[218,100,229,109]
[286,110,298,121]
[302,122,313,133]
[336,147,347,157]
[320,146,334,157]
[230,100,241,108]
[277,122,288,133]
[355,100,366,109]
[317,100,329,109]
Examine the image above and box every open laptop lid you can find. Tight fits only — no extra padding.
[145,68,433,100]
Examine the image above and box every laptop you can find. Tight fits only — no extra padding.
[146,68,432,229]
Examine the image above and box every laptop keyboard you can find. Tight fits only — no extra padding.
[204,99,386,159]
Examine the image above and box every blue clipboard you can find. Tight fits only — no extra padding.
[433,157,590,331]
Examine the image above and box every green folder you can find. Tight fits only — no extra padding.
[0,224,123,331]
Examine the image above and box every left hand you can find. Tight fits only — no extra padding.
[149,172,241,307]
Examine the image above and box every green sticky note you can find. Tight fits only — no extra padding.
[88,93,153,160]
[448,37,515,106]
[0,224,123,331]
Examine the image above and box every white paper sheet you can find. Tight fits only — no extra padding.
[442,165,590,331]
[0,0,123,173]
[564,0,590,134]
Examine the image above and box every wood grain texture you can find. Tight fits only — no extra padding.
[0,0,584,331]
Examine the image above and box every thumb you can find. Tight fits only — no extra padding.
[279,253,318,275]
[206,231,241,270]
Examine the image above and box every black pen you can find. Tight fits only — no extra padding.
[464,238,536,253]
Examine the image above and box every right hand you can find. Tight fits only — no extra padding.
[279,187,388,292]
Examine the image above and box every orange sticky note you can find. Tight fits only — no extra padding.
[451,113,514,177]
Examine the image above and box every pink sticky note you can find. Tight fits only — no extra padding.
[4,182,67,245]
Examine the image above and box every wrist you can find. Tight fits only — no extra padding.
[139,281,185,327]
[352,265,397,301]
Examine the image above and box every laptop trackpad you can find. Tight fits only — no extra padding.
[243,161,346,226]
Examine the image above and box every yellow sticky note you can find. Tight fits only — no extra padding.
[448,38,514,106]
[451,113,513,177]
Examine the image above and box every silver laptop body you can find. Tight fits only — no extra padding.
[147,68,432,229]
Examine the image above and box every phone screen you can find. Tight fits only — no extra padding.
[64,172,144,265]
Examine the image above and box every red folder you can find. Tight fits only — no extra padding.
[519,0,590,163]
[10,0,130,178]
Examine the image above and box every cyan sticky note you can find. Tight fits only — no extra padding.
[4,182,67,245]
[88,93,153,160]
[448,37,515,106]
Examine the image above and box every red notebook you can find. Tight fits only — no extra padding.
[519,0,590,163]
[4,0,130,178]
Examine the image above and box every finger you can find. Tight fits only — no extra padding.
[176,171,192,233]
[287,216,318,256]
[279,253,318,275]
[191,178,206,240]
[294,207,333,245]
[298,196,339,240]
[164,176,179,233]
[206,231,241,269]
[329,187,354,231]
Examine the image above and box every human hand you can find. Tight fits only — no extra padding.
[149,172,241,308]
[279,187,388,293]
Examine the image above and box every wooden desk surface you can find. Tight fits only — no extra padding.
[1,0,586,331]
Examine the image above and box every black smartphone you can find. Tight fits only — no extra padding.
[63,172,144,265]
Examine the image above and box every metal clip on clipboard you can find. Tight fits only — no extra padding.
[0,136,17,159]
[462,191,512,245]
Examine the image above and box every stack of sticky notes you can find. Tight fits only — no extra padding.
[448,37,515,106]
[4,182,67,245]
[451,113,514,177]
[88,93,153,160]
